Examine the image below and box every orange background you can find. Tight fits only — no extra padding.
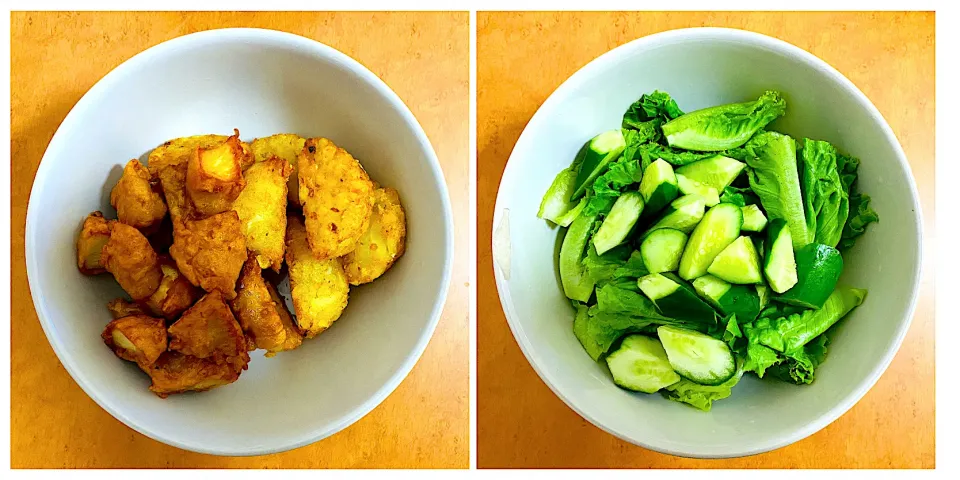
[11,11,469,468]
[478,11,935,468]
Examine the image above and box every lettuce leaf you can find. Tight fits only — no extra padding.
[719,185,759,207]
[582,156,643,216]
[595,283,674,322]
[754,287,866,352]
[573,305,655,361]
[636,143,719,169]
[742,131,813,248]
[799,139,849,248]
[662,363,744,411]
[839,193,879,250]
[769,334,830,385]
[583,245,648,286]
[661,91,787,151]
[622,91,684,128]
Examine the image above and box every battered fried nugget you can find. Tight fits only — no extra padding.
[250,133,305,206]
[342,187,407,285]
[285,216,349,338]
[265,280,303,355]
[100,223,163,301]
[77,211,113,275]
[168,290,249,370]
[101,314,167,367]
[147,133,254,178]
[147,215,175,254]
[155,162,197,221]
[144,257,201,321]
[298,138,374,260]
[230,255,287,353]
[186,130,247,216]
[144,351,241,398]
[169,211,247,300]
[231,157,292,271]
[106,298,148,320]
[110,159,167,231]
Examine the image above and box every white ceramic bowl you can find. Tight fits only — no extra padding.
[493,28,922,458]
[26,28,453,455]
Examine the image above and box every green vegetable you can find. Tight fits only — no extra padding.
[661,91,787,151]
[559,213,599,302]
[639,273,719,325]
[572,130,627,200]
[719,185,759,207]
[606,334,681,393]
[583,246,648,287]
[662,362,744,411]
[640,228,687,273]
[623,90,685,128]
[573,304,685,361]
[763,219,799,293]
[693,275,762,322]
[740,323,783,377]
[642,194,707,237]
[740,204,768,232]
[839,193,879,250]
[657,325,736,386]
[674,155,746,192]
[707,236,763,284]
[636,143,720,169]
[799,139,849,248]
[595,283,672,321]
[593,192,645,254]
[678,203,743,280]
[776,243,844,309]
[755,287,867,352]
[742,131,813,248]
[583,155,644,216]
[538,167,585,226]
[638,159,680,216]
[676,173,720,206]
[721,314,742,349]
[769,334,830,385]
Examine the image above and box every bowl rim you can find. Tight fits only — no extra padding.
[492,26,923,459]
[25,27,455,456]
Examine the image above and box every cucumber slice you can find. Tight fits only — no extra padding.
[674,155,746,192]
[741,204,768,232]
[676,173,720,206]
[757,284,770,309]
[571,130,627,199]
[640,228,687,273]
[638,159,679,215]
[657,325,736,386]
[559,213,599,302]
[538,168,580,225]
[554,197,587,228]
[692,275,762,321]
[763,219,799,293]
[606,335,681,393]
[707,236,763,284]
[638,273,717,324]
[776,243,843,308]
[593,191,645,254]
[641,195,706,238]
[678,203,743,280]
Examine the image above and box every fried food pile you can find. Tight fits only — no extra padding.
[77,130,407,397]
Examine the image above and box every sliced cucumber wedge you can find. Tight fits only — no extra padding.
[676,173,720,206]
[641,194,706,238]
[593,191,645,254]
[640,228,687,273]
[554,197,587,228]
[606,335,681,393]
[674,155,746,192]
[741,204,768,232]
[692,275,761,322]
[538,168,580,225]
[707,236,763,284]
[638,273,717,324]
[678,203,743,280]
[657,325,736,386]
[763,219,799,293]
[639,159,680,216]
[559,213,599,302]
[571,130,627,199]
[757,284,770,309]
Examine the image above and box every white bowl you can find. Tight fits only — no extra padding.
[493,27,922,458]
[26,28,453,456]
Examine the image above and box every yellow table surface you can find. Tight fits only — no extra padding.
[478,11,935,468]
[11,11,469,469]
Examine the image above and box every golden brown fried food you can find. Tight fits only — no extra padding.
[102,315,167,367]
[168,290,249,370]
[147,134,254,178]
[110,159,167,232]
[144,257,201,321]
[101,223,163,300]
[298,138,374,260]
[265,280,303,355]
[144,351,241,398]
[77,211,113,275]
[343,187,407,285]
[285,215,349,338]
[155,162,196,221]
[169,211,247,300]
[106,298,148,319]
[147,215,175,254]
[230,255,288,353]
[186,130,248,216]
[250,133,305,206]
[231,157,292,271]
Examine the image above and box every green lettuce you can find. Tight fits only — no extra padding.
[719,185,759,207]
[799,139,849,248]
[622,90,684,128]
[742,131,813,248]
[573,305,655,361]
[839,193,879,250]
[661,91,787,151]
[635,143,719,172]
[583,246,648,287]
[662,363,744,411]
[769,334,830,385]
[754,287,866,353]
[582,157,643,216]
[595,283,675,322]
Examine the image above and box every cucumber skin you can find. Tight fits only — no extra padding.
[776,243,844,309]
[572,131,626,199]
[559,214,599,302]
[649,273,719,325]
[678,203,743,280]
[657,326,736,386]
[640,159,680,216]
[693,276,761,322]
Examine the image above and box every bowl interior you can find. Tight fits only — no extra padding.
[27,30,451,455]
[494,29,920,458]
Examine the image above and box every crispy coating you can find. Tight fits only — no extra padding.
[106,298,148,319]
[285,216,349,338]
[231,157,292,271]
[111,160,168,231]
[230,255,288,353]
[155,162,197,221]
[77,211,113,275]
[169,211,247,300]
[187,130,247,216]
[343,187,407,285]
[298,138,374,260]
[144,257,201,321]
[101,315,167,367]
[265,280,303,355]
[168,291,249,370]
[250,133,305,207]
[147,215,175,254]
[101,223,163,301]
[144,351,241,398]
[147,133,253,178]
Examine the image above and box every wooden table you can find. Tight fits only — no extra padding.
[11,11,469,469]
[477,11,935,468]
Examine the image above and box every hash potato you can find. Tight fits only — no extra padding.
[100,223,163,301]
[111,160,167,232]
[106,298,148,319]
[101,315,167,367]
[168,290,249,370]
[77,211,113,275]
[298,138,374,260]
[231,255,289,354]
[343,187,407,285]
[231,157,292,271]
[144,257,200,321]
[285,216,349,338]
[147,133,253,178]
[169,211,247,300]
[155,162,197,221]
[144,351,242,398]
[250,133,306,206]
[186,130,247,216]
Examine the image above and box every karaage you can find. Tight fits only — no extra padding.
[168,290,249,370]
[169,211,247,300]
[76,211,113,275]
[101,314,167,367]
[110,159,167,232]
[100,223,163,300]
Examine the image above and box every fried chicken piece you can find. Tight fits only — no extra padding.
[155,162,197,221]
[342,187,407,285]
[168,291,249,370]
[250,133,305,207]
[110,159,167,232]
[169,211,247,300]
[186,130,247,216]
[106,298,148,319]
[144,351,241,398]
[265,280,303,355]
[147,133,254,178]
[144,256,201,321]
[298,138,374,260]
[100,223,163,301]
[230,255,288,353]
[101,314,167,367]
[231,157,292,271]
[285,215,349,338]
[77,211,113,275]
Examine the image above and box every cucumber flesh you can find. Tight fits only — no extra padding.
[676,173,720,206]
[692,275,762,322]
[606,335,681,393]
[642,195,706,238]
[639,159,679,215]
[592,192,645,254]
[639,273,718,324]
[571,130,626,199]
[763,219,799,293]
[741,204,768,232]
[554,197,587,228]
[678,203,743,280]
[707,236,763,284]
[757,285,770,309]
[674,155,746,192]
[640,228,687,273]
[538,168,580,225]
[637,273,679,300]
[657,325,736,386]
[559,213,599,302]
